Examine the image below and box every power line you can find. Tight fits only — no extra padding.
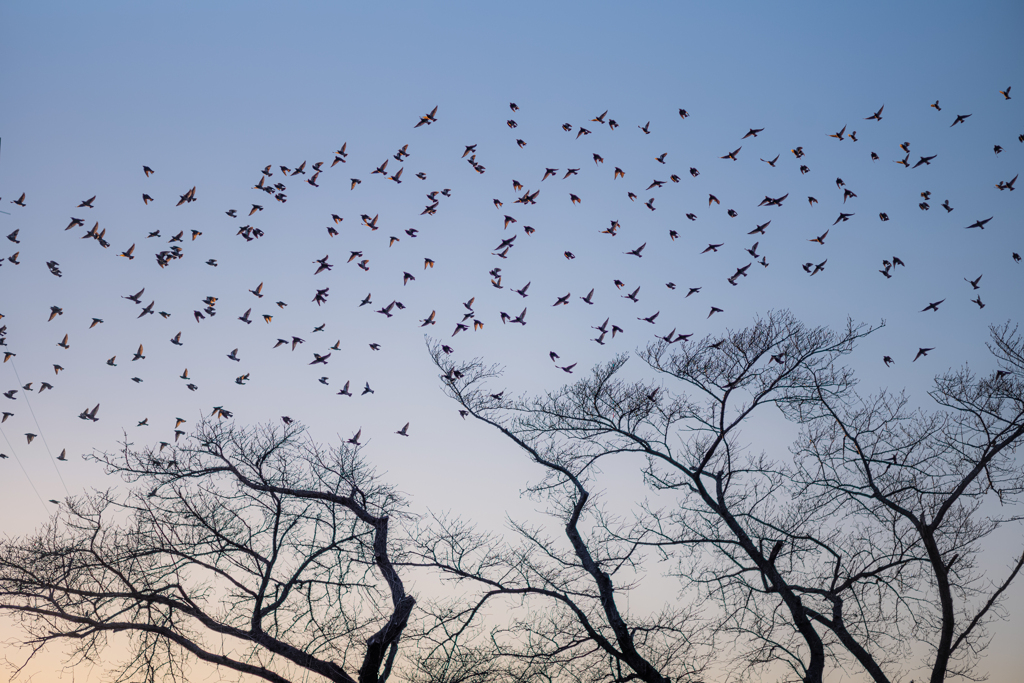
[0,425,51,515]
[8,358,72,499]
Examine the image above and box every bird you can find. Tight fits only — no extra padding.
[396,423,410,436]
[1000,86,1012,100]
[913,348,934,362]
[921,300,945,312]
[865,105,884,121]
[123,288,145,304]
[415,106,438,127]
[829,125,847,140]
[742,128,764,139]
[720,147,741,161]
[78,404,100,421]
[362,382,374,395]
[964,217,992,230]
[883,356,894,367]
[951,113,971,127]
[965,275,982,290]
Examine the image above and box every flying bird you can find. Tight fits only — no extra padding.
[913,348,934,362]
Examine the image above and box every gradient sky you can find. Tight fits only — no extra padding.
[1,1,1022,680]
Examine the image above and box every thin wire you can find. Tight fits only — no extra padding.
[9,358,72,497]
[0,424,50,514]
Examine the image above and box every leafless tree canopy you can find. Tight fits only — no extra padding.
[0,421,415,683]
[425,311,1024,683]
[1,313,1022,683]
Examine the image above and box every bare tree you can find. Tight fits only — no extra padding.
[425,311,1024,683]
[414,345,716,683]
[0,420,416,683]
[790,321,1024,683]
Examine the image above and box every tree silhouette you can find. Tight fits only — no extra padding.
[0,421,414,683]
[425,311,1024,683]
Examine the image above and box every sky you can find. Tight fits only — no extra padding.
[0,1,1022,680]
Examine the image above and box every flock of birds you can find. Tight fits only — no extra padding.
[0,93,1020,501]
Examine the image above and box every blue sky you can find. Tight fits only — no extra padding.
[1,1,1022,680]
